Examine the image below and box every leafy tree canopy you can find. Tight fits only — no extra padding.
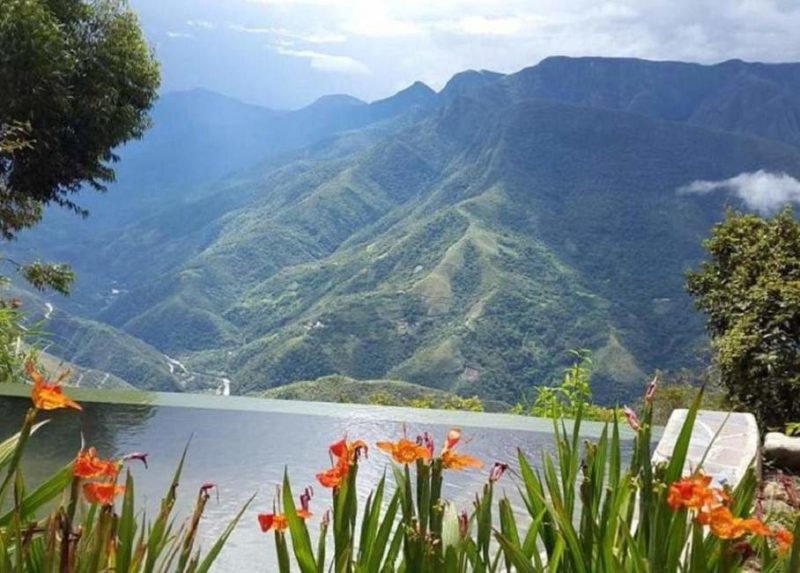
[0,0,160,236]
[0,0,159,291]
[686,207,800,427]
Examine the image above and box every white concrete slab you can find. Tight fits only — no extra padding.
[653,409,760,488]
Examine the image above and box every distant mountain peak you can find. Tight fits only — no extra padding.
[440,69,504,99]
[303,93,366,112]
[398,80,436,97]
[367,80,437,115]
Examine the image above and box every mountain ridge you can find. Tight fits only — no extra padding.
[7,56,800,404]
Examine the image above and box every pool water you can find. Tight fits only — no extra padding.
[0,386,619,570]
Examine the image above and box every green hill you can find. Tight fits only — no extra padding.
[7,57,800,405]
[261,374,509,412]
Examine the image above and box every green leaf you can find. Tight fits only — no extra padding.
[0,462,71,526]
[116,471,138,573]
[493,531,536,573]
[283,469,318,573]
[194,492,255,573]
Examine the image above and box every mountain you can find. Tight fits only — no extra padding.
[7,57,800,404]
[440,70,505,101]
[498,57,800,147]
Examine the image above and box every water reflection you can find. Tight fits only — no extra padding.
[0,395,605,571]
[0,396,155,475]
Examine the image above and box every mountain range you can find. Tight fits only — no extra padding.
[9,56,800,404]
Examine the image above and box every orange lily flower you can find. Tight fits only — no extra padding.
[439,428,482,470]
[317,465,346,488]
[775,527,794,554]
[73,448,119,479]
[442,449,483,470]
[258,507,312,532]
[329,438,368,463]
[83,482,125,505]
[27,360,82,411]
[698,506,771,540]
[667,474,714,510]
[258,513,288,532]
[317,455,350,488]
[741,518,771,537]
[376,438,431,465]
[703,506,745,539]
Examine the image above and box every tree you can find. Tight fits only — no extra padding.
[686,207,800,427]
[0,0,159,292]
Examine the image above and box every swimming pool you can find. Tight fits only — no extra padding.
[0,385,625,570]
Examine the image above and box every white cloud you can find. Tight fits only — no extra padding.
[186,19,216,29]
[273,46,369,74]
[228,24,347,43]
[166,31,193,39]
[228,24,274,34]
[343,9,424,38]
[679,171,800,215]
[440,16,526,36]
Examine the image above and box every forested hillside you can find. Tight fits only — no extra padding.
[10,57,800,403]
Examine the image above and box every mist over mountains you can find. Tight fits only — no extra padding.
[10,56,800,402]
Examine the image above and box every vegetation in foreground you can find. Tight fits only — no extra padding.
[265,381,800,572]
[0,360,248,571]
[687,207,800,428]
[0,356,798,571]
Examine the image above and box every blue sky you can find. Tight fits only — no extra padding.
[131,0,800,110]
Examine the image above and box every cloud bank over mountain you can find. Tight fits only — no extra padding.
[679,171,800,215]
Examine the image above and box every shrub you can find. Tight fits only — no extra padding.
[687,208,800,428]
[512,352,617,421]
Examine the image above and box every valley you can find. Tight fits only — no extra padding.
[10,56,800,405]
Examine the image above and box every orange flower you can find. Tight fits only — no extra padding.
[775,527,794,554]
[376,438,431,465]
[698,507,770,540]
[83,482,125,505]
[27,360,81,411]
[439,428,482,470]
[741,518,771,537]
[258,513,288,532]
[667,474,714,510]
[317,457,349,488]
[329,438,368,463]
[442,449,484,470]
[257,510,311,532]
[73,448,119,479]
[705,507,746,539]
[443,428,461,452]
[317,466,345,488]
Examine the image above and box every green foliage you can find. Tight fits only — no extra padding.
[645,368,731,426]
[687,208,800,427]
[18,261,74,295]
[0,299,33,384]
[0,0,160,239]
[263,375,488,412]
[272,385,800,571]
[512,353,617,421]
